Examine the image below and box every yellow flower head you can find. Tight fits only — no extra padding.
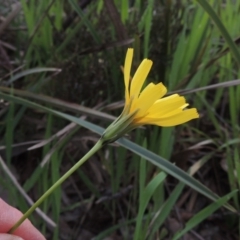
[102,48,199,143]
[123,48,199,127]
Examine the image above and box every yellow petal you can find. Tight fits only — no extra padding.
[132,82,167,116]
[148,94,186,117]
[130,59,153,99]
[124,48,133,104]
[139,108,199,126]
[158,104,190,118]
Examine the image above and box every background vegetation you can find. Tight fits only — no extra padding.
[0,0,240,239]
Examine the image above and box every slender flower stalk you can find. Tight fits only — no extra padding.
[9,48,199,233]
[8,140,103,233]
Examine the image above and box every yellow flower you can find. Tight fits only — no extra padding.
[102,48,199,143]
[123,48,199,127]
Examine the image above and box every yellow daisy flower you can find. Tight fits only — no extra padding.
[102,48,199,142]
[123,48,199,127]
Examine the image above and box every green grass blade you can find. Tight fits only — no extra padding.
[68,0,101,44]
[121,0,129,24]
[134,156,166,240]
[172,190,238,240]
[196,0,240,65]
[148,182,185,239]
[5,68,61,86]
[118,137,235,212]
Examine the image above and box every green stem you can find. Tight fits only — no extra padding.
[8,139,103,233]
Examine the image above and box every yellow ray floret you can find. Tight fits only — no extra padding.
[123,48,199,127]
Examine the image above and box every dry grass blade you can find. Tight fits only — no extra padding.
[104,0,128,40]
[173,79,240,95]
[0,140,41,158]
[77,38,135,55]
[28,122,77,151]
[39,122,79,167]
[0,86,115,121]
[97,79,240,111]
[0,3,21,35]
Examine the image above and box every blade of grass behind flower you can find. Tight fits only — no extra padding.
[137,0,154,57]
[0,93,237,212]
[51,151,61,240]
[229,89,240,208]
[147,151,215,239]
[55,17,86,55]
[121,0,128,24]
[96,0,104,14]
[196,0,240,65]
[158,127,174,159]
[21,0,56,62]
[217,53,240,209]
[140,127,172,235]
[4,68,61,86]
[228,77,240,206]
[74,167,100,197]
[118,137,236,212]
[145,127,166,211]
[148,182,185,239]
[20,0,35,34]
[40,112,54,233]
[108,146,128,199]
[134,153,167,240]
[49,0,63,31]
[172,190,237,240]
[56,1,115,55]
[226,146,239,209]
[168,4,210,90]
[143,0,154,57]
[178,3,209,81]
[174,79,240,96]
[4,100,14,164]
[197,92,223,137]
[103,0,128,40]
[0,86,115,121]
[68,0,101,44]
[39,0,54,50]
[38,113,64,238]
